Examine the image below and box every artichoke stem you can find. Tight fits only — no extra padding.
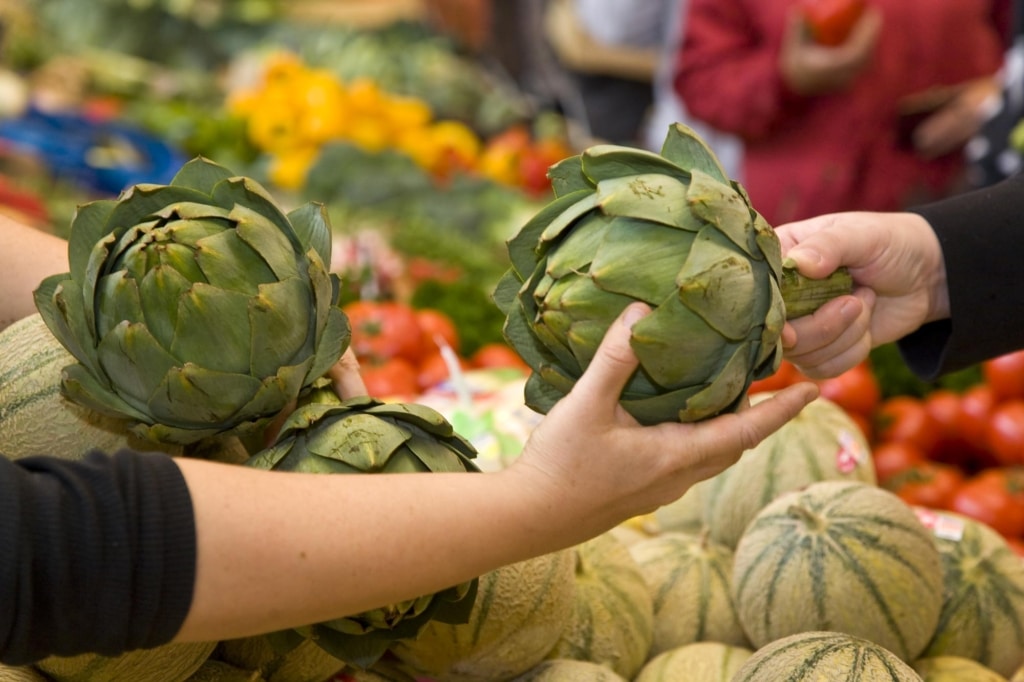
[779,264,854,320]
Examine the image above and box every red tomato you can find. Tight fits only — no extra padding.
[882,461,965,510]
[415,308,461,355]
[1004,536,1024,558]
[983,349,1024,402]
[874,395,941,457]
[923,389,973,466]
[872,441,927,485]
[416,351,468,392]
[359,358,419,399]
[816,362,881,417]
[959,384,1000,464]
[949,468,1024,539]
[986,400,1024,466]
[343,300,425,364]
[749,360,800,394]
[470,343,529,372]
[799,0,866,46]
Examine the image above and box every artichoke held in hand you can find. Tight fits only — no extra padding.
[494,124,850,425]
[34,157,350,445]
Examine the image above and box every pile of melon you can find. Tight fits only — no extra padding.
[4,313,1024,681]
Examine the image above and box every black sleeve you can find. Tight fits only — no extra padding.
[899,172,1024,380]
[0,449,197,665]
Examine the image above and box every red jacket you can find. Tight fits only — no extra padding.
[675,0,1011,225]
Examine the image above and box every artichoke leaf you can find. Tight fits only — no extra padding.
[248,278,313,377]
[595,173,703,230]
[138,265,192,349]
[524,371,569,415]
[287,202,332,265]
[677,228,757,341]
[231,204,302,281]
[195,227,277,294]
[35,276,99,376]
[676,341,752,421]
[581,144,691,185]
[589,216,692,302]
[274,401,339,439]
[631,294,726,388]
[659,122,730,185]
[565,317,613,369]
[135,237,207,286]
[171,283,252,374]
[212,176,296,247]
[687,169,758,257]
[755,277,785,367]
[150,364,265,426]
[620,382,706,425]
[364,401,453,435]
[82,231,119,334]
[233,361,311,425]
[95,271,143,339]
[170,155,234,193]
[492,268,523,316]
[246,440,297,470]
[506,189,592,277]
[61,361,153,423]
[66,199,117,278]
[104,184,212,238]
[306,249,335,337]
[305,413,412,472]
[754,213,783,275]
[543,213,611,279]
[306,306,351,385]
[502,300,560,374]
[400,432,469,473]
[151,201,232,223]
[536,193,600,257]
[548,154,590,196]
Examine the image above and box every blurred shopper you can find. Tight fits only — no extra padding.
[676,0,1012,225]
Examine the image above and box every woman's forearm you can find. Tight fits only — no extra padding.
[0,215,68,331]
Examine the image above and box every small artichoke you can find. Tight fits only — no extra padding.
[34,157,350,445]
[245,394,480,669]
[494,124,848,424]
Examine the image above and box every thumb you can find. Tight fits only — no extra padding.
[569,302,650,414]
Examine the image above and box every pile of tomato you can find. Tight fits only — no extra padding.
[751,353,1024,555]
[342,299,528,399]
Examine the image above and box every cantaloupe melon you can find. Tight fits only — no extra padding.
[389,549,576,682]
[0,314,180,460]
[633,641,753,682]
[703,395,876,548]
[1012,662,1024,682]
[511,659,628,681]
[0,665,49,682]
[732,631,920,681]
[917,510,1024,677]
[732,480,943,662]
[35,641,216,682]
[913,655,1008,682]
[214,635,344,682]
[546,533,653,679]
[628,531,748,656]
[184,659,265,682]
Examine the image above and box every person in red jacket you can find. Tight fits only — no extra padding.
[675,0,1012,225]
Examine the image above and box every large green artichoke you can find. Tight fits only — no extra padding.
[34,157,350,445]
[245,394,480,669]
[494,124,848,425]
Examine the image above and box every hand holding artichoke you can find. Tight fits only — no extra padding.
[494,124,850,425]
[34,157,350,445]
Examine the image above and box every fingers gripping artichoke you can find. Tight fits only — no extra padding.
[494,124,848,424]
[33,157,350,445]
[246,395,480,669]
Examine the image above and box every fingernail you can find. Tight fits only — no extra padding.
[622,304,646,328]
[789,247,822,268]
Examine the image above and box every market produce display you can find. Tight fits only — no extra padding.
[5,2,1024,680]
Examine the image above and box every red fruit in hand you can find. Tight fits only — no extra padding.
[799,0,867,46]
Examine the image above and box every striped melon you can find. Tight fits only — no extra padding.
[0,665,49,682]
[917,511,1024,677]
[732,480,943,662]
[628,531,748,656]
[733,631,920,681]
[652,477,710,535]
[703,395,876,548]
[1013,663,1024,682]
[511,659,628,681]
[913,655,1008,682]
[0,314,180,460]
[214,635,344,682]
[634,641,753,682]
[35,641,217,682]
[546,533,653,679]
[390,550,576,682]
[185,660,265,681]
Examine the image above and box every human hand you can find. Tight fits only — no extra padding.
[901,77,1001,159]
[328,347,368,399]
[504,303,819,545]
[779,5,882,96]
[777,211,948,378]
